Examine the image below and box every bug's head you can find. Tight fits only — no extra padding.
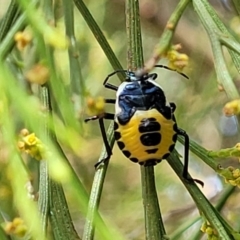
[126,71,157,83]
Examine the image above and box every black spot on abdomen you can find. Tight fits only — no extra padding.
[139,118,161,133]
[140,132,161,146]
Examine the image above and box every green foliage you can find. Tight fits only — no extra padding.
[1,0,240,240]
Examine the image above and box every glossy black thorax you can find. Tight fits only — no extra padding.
[116,80,172,125]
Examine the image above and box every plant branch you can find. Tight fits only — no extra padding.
[144,0,191,73]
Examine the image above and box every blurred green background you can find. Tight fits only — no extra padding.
[1,0,240,239]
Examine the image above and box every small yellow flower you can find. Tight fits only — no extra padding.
[223,99,240,116]
[205,227,213,235]
[201,221,218,240]
[221,166,240,187]
[165,44,189,71]
[20,128,30,137]
[18,131,45,160]
[25,64,49,85]
[23,133,38,146]
[86,96,105,116]
[4,217,27,237]
[14,31,32,51]
[44,28,69,49]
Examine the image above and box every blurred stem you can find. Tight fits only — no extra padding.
[141,167,166,239]
[82,122,117,240]
[171,185,235,240]
[126,0,166,239]
[126,0,144,69]
[73,0,125,81]
[200,0,240,73]
[0,12,26,60]
[38,86,50,235]
[178,136,220,171]
[0,0,20,42]
[167,152,235,239]
[232,0,240,15]
[62,0,85,131]
[144,0,190,73]
[191,185,236,240]
[39,86,80,239]
[62,0,84,95]
[219,35,240,55]
[0,62,45,240]
[178,136,240,182]
[0,227,9,240]
[193,0,240,96]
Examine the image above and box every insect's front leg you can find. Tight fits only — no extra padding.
[85,99,115,168]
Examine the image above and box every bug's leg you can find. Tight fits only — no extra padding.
[170,102,176,113]
[105,99,116,104]
[103,70,128,91]
[84,98,115,122]
[95,114,115,168]
[177,128,204,187]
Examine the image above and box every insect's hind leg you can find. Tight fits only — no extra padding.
[177,128,204,187]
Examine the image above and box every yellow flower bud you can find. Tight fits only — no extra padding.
[25,64,49,85]
[14,31,32,51]
[223,99,240,116]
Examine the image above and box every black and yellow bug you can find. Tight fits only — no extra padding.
[85,65,203,186]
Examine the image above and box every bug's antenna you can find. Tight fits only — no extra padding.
[154,65,189,79]
[103,70,128,91]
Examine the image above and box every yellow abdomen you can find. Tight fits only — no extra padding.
[114,109,177,165]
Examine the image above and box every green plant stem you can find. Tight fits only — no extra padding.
[62,0,85,131]
[178,136,220,171]
[167,152,234,240]
[126,0,144,69]
[62,0,84,96]
[0,227,9,240]
[39,85,81,239]
[126,0,166,239]
[171,185,236,240]
[191,185,236,240]
[193,0,240,95]
[141,166,167,240]
[0,0,20,42]
[49,179,80,240]
[219,35,240,55]
[38,86,50,235]
[232,0,240,15]
[73,0,125,81]
[82,122,115,240]
[144,0,190,72]
[0,62,45,240]
[0,12,26,60]
[178,136,240,182]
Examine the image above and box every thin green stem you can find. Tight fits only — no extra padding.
[172,185,236,240]
[126,0,166,239]
[0,0,20,42]
[73,0,125,81]
[144,0,191,73]
[167,152,234,240]
[219,35,240,55]
[232,0,240,15]
[0,13,26,60]
[82,122,119,240]
[193,0,239,100]
[126,0,144,69]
